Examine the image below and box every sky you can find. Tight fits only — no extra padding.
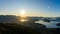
[0,0,60,17]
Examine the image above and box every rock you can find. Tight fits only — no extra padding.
[56,23,60,26]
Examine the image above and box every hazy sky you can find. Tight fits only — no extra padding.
[0,0,60,17]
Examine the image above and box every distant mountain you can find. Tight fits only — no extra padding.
[0,15,20,23]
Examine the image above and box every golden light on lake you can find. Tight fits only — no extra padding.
[21,19,28,22]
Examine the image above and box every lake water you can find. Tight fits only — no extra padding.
[35,20,60,28]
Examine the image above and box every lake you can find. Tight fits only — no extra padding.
[35,20,60,28]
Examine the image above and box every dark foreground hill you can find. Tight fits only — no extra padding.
[0,23,40,34]
[0,23,60,34]
[0,23,49,34]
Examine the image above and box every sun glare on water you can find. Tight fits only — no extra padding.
[21,19,28,22]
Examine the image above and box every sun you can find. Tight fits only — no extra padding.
[21,10,25,15]
[20,9,26,17]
